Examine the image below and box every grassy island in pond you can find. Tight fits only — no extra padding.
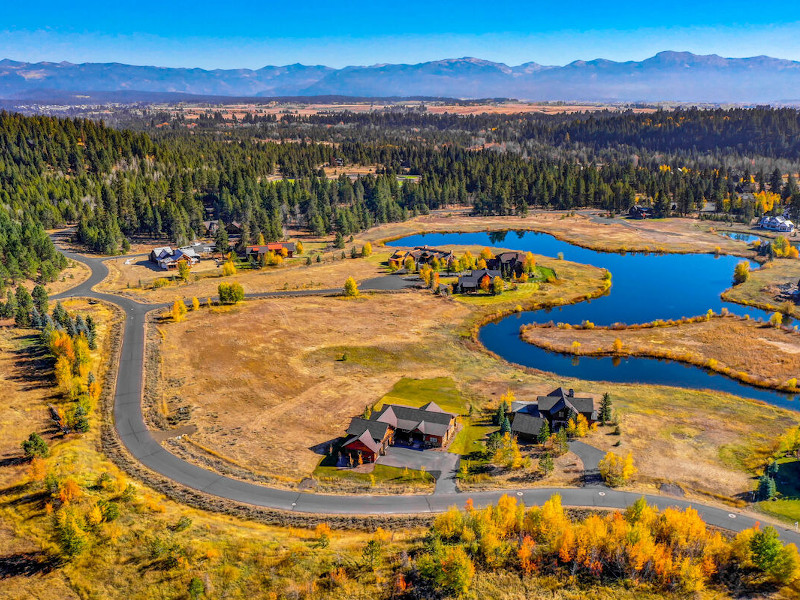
[521,313,800,393]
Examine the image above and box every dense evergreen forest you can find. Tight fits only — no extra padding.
[2,106,800,287]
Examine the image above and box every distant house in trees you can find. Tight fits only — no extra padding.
[149,247,199,271]
[179,242,214,256]
[759,215,795,232]
[487,251,527,278]
[388,246,455,270]
[202,221,220,235]
[341,402,457,465]
[202,220,243,236]
[456,269,502,293]
[628,205,652,219]
[510,387,597,440]
[244,242,296,259]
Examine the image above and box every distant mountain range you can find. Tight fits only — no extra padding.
[2,52,800,104]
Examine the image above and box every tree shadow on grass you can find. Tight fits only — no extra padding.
[309,438,344,462]
[9,333,54,393]
[0,551,60,579]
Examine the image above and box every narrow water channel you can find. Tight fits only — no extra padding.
[388,230,798,409]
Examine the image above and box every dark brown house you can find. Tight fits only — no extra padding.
[456,269,502,293]
[487,251,527,278]
[510,387,597,440]
[341,402,457,465]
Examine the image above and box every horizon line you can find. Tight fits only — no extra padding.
[2,49,798,71]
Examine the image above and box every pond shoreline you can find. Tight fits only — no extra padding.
[388,230,798,408]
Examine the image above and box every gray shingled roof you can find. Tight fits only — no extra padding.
[511,413,547,437]
[371,403,456,438]
[536,387,596,418]
[458,269,502,287]
[346,417,390,441]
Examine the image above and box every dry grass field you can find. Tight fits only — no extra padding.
[365,209,754,256]
[161,101,655,123]
[0,296,425,599]
[157,293,473,482]
[153,280,800,504]
[100,251,392,303]
[723,258,800,317]
[522,315,800,390]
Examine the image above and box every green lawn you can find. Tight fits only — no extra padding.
[449,421,494,456]
[455,281,542,307]
[758,499,800,523]
[377,376,469,415]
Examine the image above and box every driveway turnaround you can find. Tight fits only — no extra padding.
[377,447,461,495]
[568,440,607,487]
[50,239,800,544]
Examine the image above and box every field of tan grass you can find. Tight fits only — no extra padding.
[152,271,800,504]
[100,251,392,303]
[1,295,425,599]
[365,209,755,257]
[156,292,473,483]
[521,314,800,391]
[722,258,800,317]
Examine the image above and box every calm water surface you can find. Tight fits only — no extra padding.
[388,230,798,408]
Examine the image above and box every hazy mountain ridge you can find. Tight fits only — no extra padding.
[2,51,800,103]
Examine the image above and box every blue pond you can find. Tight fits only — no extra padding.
[387,230,798,409]
[720,231,763,244]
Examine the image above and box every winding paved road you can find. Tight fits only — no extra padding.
[50,241,800,543]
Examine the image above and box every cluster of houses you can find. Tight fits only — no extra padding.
[341,402,458,464]
[338,386,597,469]
[455,251,530,293]
[388,246,455,270]
[149,239,298,271]
[759,215,796,233]
[388,245,533,294]
[148,243,214,271]
[510,387,597,442]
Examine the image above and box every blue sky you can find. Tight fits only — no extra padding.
[2,1,800,68]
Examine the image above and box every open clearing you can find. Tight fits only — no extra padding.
[155,282,800,503]
[100,250,392,303]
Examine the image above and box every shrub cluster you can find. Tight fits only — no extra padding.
[415,495,800,595]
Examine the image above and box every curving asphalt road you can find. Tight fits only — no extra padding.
[50,241,800,543]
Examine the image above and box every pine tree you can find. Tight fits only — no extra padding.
[22,432,50,458]
[600,393,613,425]
[32,284,48,314]
[500,416,511,435]
[758,474,777,500]
[494,403,505,426]
[537,420,550,445]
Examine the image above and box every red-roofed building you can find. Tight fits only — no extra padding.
[245,242,296,258]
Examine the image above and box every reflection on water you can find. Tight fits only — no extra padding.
[388,231,797,408]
